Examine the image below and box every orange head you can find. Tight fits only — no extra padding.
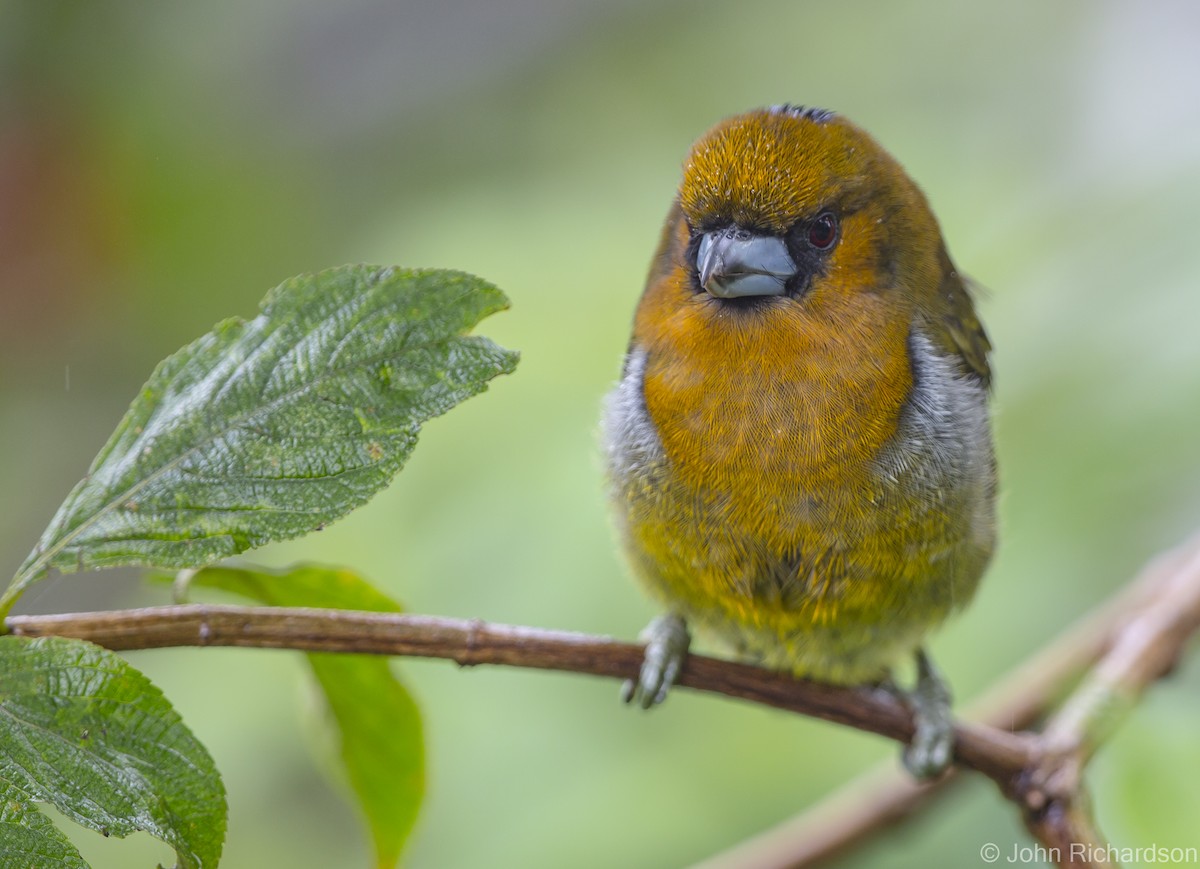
[678,105,943,305]
[634,105,985,358]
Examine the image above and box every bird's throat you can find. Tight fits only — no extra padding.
[637,287,914,498]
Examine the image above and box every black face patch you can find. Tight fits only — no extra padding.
[781,212,840,297]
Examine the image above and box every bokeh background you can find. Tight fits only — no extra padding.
[3,1,1200,866]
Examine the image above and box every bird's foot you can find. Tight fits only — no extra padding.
[897,649,955,779]
[621,613,690,709]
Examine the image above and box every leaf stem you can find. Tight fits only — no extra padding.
[0,573,37,623]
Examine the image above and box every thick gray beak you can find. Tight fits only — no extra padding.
[697,228,796,299]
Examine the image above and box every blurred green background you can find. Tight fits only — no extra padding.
[3,1,1199,866]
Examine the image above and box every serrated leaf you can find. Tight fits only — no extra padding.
[186,564,422,868]
[4,266,517,615]
[0,780,89,869]
[0,636,226,868]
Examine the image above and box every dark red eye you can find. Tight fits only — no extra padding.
[808,212,838,249]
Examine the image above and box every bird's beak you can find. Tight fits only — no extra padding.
[697,228,796,299]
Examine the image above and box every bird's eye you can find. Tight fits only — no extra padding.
[807,212,838,250]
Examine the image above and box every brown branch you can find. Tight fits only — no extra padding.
[1022,798,1117,869]
[1039,541,1200,762]
[6,531,1200,869]
[692,532,1200,869]
[4,603,1032,782]
[1011,538,1200,866]
[692,541,1184,869]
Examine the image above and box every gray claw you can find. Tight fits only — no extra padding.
[900,649,956,779]
[622,614,690,709]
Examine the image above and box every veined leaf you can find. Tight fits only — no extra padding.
[0,780,88,869]
[0,636,225,868]
[4,266,517,615]
[185,564,423,869]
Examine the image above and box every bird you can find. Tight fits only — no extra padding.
[601,105,996,777]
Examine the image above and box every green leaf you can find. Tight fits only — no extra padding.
[0,636,226,868]
[0,780,89,869]
[306,657,421,869]
[4,265,517,615]
[186,564,423,868]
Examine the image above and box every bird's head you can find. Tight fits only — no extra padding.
[632,106,990,399]
[660,105,946,311]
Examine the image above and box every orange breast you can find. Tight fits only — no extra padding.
[635,266,914,551]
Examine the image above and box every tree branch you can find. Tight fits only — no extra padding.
[1011,538,1200,866]
[4,603,1031,782]
[692,548,1182,869]
[6,531,1200,869]
[692,532,1200,869]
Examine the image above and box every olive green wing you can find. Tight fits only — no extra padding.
[927,248,993,389]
